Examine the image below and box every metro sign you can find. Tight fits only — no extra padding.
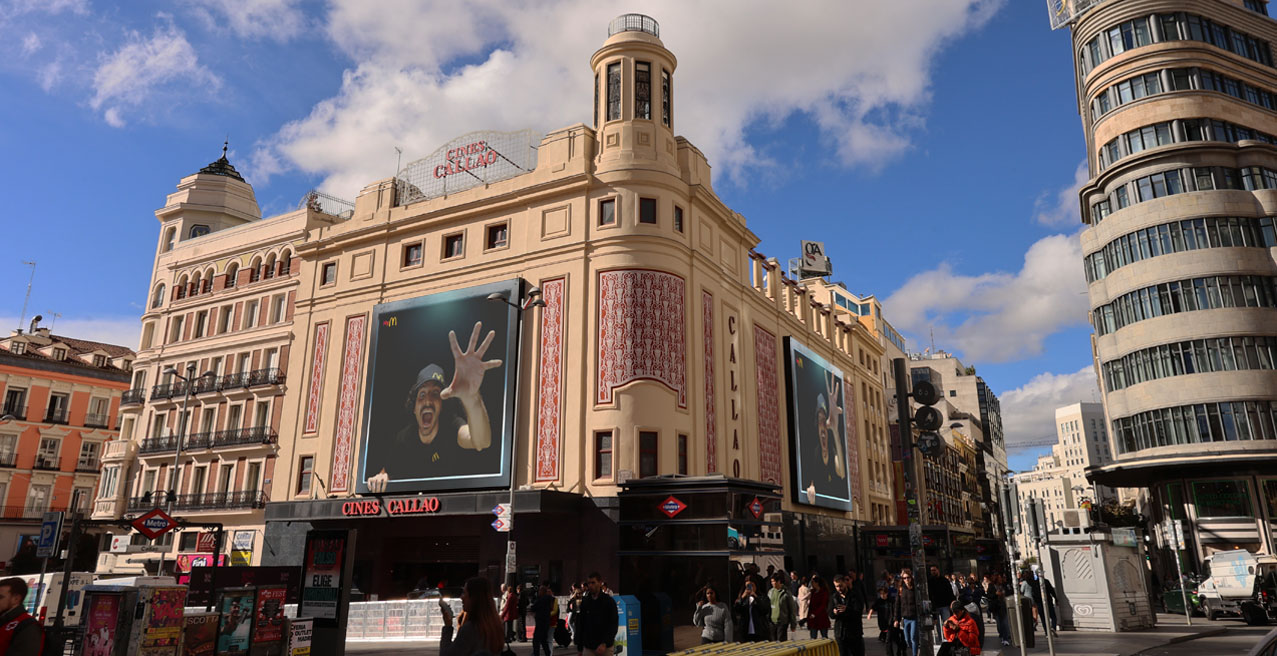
[658,496,687,518]
[748,497,764,520]
[132,508,179,540]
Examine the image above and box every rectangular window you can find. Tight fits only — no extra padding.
[270,293,287,324]
[403,242,423,267]
[594,431,613,480]
[443,233,465,259]
[321,262,337,286]
[677,433,688,475]
[36,437,60,469]
[218,305,233,334]
[634,61,651,120]
[297,456,314,495]
[243,300,259,329]
[1192,479,1252,517]
[78,441,100,469]
[606,62,621,121]
[673,206,683,232]
[599,198,617,226]
[661,69,671,127]
[639,197,657,224]
[639,430,658,478]
[594,72,599,127]
[486,223,509,250]
[193,311,208,338]
[170,315,185,343]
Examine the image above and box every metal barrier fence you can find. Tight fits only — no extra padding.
[188,596,570,642]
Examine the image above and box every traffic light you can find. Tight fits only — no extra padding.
[912,379,943,457]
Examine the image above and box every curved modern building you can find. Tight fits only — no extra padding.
[1066,0,1277,562]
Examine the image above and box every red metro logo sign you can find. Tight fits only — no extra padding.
[132,507,179,540]
[658,496,687,518]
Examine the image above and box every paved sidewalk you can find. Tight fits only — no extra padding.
[343,613,1230,656]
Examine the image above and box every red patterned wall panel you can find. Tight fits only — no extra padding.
[535,278,566,482]
[303,322,330,434]
[329,314,366,493]
[844,374,861,507]
[754,325,782,484]
[702,291,717,473]
[597,270,686,407]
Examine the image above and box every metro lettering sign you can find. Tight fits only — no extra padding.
[133,507,179,540]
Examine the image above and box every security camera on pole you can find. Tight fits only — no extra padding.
[892,358,943,656]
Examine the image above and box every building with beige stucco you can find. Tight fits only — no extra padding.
[103,16,892,616]
[1060,0,1277,569]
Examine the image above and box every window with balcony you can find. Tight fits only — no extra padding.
[3,388,26,419]
[0,434,16,467]
[78,441,100,471]
[245,461,261,493]
[99,466,119,499]
[25,485,50,518]
[46,393,69,424]
[190,466,206,496]
[226,404,243,431]
[86,397,110,428]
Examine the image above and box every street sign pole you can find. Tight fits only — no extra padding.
[893,358,932,655]
[35,557,49,620]
[1033,515,1057,656]
[1167,520,1192,626]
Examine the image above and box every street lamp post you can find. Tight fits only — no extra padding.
[160,365,214,575]
[486,285,545,578]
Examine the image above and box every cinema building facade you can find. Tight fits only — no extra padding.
[109,15,891,612]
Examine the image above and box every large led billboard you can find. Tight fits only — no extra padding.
[783,337,853,512]
[356,279,522,494]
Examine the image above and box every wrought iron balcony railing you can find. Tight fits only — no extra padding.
[121,389,146,405]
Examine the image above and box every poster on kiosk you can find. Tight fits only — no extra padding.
[132,585,188,656]
[80,587,135,656]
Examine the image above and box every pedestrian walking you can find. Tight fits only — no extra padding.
[517,582,532,642]
[790,570,802,598]
[806,575,831,639]
[1041,577,1059,636]
[892,570,920,656]
[532,584,555,656]
[768,573,799,641]
[867,587,891,645]
[501,584,519,643]
[985,574,1010,647]
[929,566,956,643]
[797,576,811,628]
[576,573,618,656]
[438,577,504,656]
[830,575,865,656]
[733,579,771,642]
[693,586,733,644]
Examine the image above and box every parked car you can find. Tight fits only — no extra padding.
[1162,576,1204,616]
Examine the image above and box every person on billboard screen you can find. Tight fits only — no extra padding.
[367,322,500,492]
[805,371,846,500]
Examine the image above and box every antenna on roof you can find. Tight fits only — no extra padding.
[17,261,35,334]
[394,146,403,175]
[49,312,61,331]
[222,137,229,159]
[929,327,935,354]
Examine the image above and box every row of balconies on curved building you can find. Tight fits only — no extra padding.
[119,368,286,407]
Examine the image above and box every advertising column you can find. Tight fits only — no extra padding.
[298,530,356,656]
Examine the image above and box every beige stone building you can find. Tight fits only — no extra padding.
[1064,0,1277,566]
[106,16,889,610]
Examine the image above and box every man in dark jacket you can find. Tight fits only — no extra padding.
[927,566,955,643]
[532,584,556,656]
[0,578,42,656]
[577,573,618,656]
[830,576,865,656]
[733,579,771,642]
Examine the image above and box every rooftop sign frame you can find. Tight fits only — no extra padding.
[394,129,540,207]
[1046,0,1112,30]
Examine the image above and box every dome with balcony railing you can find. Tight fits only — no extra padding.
[608,14,659,38]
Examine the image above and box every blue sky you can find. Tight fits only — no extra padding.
[0,0,1099,470]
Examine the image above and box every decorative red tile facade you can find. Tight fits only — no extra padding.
[535,278,566,482]
[753,325,782,484]
[596,270,686,408]
[303,321,330,435]
[702,290,717,473]
[329,314,366,493]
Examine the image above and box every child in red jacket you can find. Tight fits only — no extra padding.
[941,601,981,655]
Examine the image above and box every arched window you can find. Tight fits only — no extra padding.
[176,274,189,300]
[202,268,215,293]
[279,249,292,275]
[189,225,210,239]
[264,253,277,279]
[249,257,262,283]
[151,284,166,309]
[162,227,176,252]
[225,262,239,288]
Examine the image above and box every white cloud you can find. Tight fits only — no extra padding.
[89,22,221,127]
[884,231,1090,363]
[0,0,88,19]
[251,0,1003,194]
[1034,160,1088,227]
[20,32,38,54]
[186,0,306,42]
[1001,366,1100,452]
[0,316,141,351]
